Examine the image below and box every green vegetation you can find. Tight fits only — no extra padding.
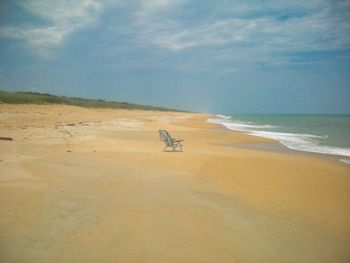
[0,90,185,112]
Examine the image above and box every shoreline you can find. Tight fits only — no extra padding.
[207,115,350,165]
[1,104,349,262]
[228,140,349,165]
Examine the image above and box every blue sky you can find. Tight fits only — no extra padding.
[0,0,350,114]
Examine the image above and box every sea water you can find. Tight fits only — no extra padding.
[208,114,350,163]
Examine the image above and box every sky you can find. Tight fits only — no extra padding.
[0,0,350,114]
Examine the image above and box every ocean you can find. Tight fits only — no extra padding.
[208,114,350,163]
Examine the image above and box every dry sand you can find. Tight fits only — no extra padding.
[0,104,349,262]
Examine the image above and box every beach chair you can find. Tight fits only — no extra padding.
[159,130,183,151]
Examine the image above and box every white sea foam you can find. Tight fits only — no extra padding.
[208,116,350,157]
[249,130,350,156]
[208,118,276,131]
[216,114,231,120]
[340,159,350,165]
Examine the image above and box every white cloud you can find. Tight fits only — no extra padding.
[137,2,350,52]
[1,0,349,70]
[0,0,104,57]
[136,0,183,18]
[0,25,67,47]
[123,0,350,72]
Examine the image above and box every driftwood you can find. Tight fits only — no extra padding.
[0,137,13,141]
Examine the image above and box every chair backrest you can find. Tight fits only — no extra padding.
[159,130,166,141]
[159,130,173,146]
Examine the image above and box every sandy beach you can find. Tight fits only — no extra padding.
[1,104,349,263]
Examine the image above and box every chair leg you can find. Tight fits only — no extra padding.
[175,142,182,152]
[162,143,182,152]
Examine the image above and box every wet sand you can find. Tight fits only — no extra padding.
[1,104,349,262]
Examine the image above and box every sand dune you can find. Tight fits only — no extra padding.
[1,104,349,262]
